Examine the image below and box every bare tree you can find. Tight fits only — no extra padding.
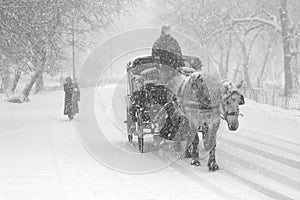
[155,0,300,95]
[0,0,135,102]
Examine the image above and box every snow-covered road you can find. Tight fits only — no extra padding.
[0,84,299,200]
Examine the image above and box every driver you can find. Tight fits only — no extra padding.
[151,24,183,69]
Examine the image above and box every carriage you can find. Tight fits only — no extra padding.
[123,50,245,171]
[124,53,203,153]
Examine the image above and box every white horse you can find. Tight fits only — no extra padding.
[158,68,245,171]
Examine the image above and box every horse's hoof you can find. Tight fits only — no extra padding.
[208,164,219,171]
[191,159,201,166]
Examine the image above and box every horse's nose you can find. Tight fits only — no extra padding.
[228,124,238,131]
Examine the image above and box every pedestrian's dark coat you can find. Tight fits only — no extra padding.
[64,82,73,115]
[63,82,79,116]
[73,83,80,114]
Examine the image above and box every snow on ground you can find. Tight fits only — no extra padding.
[0,83,300,200]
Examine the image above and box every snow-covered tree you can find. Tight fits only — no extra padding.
[0,0,135,102]
[155,0,300,95]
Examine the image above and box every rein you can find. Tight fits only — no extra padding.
[220,92,243,121]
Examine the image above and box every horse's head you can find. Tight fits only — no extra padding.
[189,72,211,107]
[221,80,245,131]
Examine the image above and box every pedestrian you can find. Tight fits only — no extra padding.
[63,76,80,120]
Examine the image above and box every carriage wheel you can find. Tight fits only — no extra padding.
[127,121,134,143]
[137,126,144,153]
[137,112,144,153]
[126,110,134,143]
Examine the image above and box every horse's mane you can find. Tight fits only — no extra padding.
[202,73,223,105]
[163,70,226,107]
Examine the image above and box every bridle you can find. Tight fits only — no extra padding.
[220,91,243,121]
[187,76,243,121]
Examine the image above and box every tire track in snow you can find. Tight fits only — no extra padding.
[240,128,300,147]
[220,169,294,200]
[159,156,247,200]
[232,133,300,157]
[217,149,300,191]
[155,146,297,200]
[222,138,300,169]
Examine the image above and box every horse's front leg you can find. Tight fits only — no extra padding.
[207,144,219,171]
[190,133,201,166]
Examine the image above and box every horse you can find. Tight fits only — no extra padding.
[157,66,245,171]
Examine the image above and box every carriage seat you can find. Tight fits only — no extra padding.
[141,67,159,76]
[141,67,160,84]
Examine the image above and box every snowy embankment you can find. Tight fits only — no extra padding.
[0,84,300,200]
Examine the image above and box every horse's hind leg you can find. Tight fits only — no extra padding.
[184,146,192,158]
[184,132,197,158]
[207,144,219,171]
[190,133,201,166]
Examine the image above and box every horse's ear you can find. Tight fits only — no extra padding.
[239,95,245,105]
[236,80,243,89]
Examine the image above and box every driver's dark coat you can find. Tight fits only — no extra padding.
[152,34,182,57]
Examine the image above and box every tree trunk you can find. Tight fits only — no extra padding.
[218,44,226,79]
[291,55,299,91]
[233,51,242,82]
[241,42,252,88]
[297,52,300,90]
[22,70,41,99]
[34,73,44,94]
[11,70,21,93]
[280,0,293,96]
[0,67,11,92]
[257,43,272,87]
[292,32,300,91]
[224,34,232,79]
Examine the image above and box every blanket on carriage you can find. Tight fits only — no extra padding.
[129,83,172,123]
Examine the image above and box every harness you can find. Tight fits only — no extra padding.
[180,74,243,122]
[220,91,243,121]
